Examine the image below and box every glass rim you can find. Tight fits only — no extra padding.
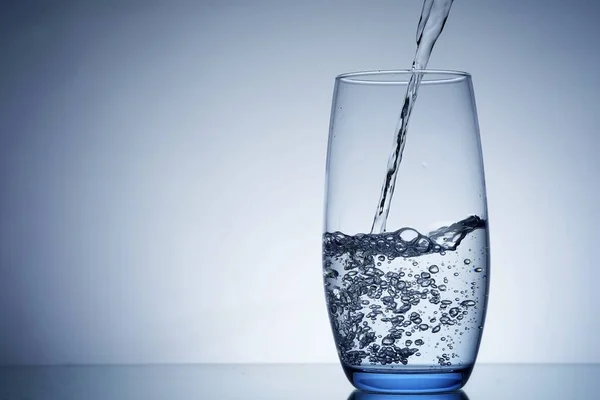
[336,69,471,85]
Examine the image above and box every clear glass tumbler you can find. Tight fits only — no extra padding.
[323,70,489,393]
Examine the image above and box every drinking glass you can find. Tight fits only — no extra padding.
[322,70,489,393]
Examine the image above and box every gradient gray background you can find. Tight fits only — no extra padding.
[1,0,599,365]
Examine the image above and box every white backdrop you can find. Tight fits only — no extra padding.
[1,0,599,364]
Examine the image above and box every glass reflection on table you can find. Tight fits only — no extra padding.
[348,389,469,400]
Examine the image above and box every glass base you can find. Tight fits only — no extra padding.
[343,364,473,394]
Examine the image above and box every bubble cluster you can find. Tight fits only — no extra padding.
[323,217,488,368]
[324,216,486,261]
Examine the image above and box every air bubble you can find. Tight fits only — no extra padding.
[415,339,424,346]
[464,259,471,265]
[378,255,386,262]
[428,265,439,274]
[474,268,483,272]
[398,228,419,242]
[382,336,395,345]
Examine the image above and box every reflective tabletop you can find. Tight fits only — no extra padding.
[0,364,598,399]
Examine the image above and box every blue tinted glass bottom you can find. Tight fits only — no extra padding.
[343,365,473,394]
